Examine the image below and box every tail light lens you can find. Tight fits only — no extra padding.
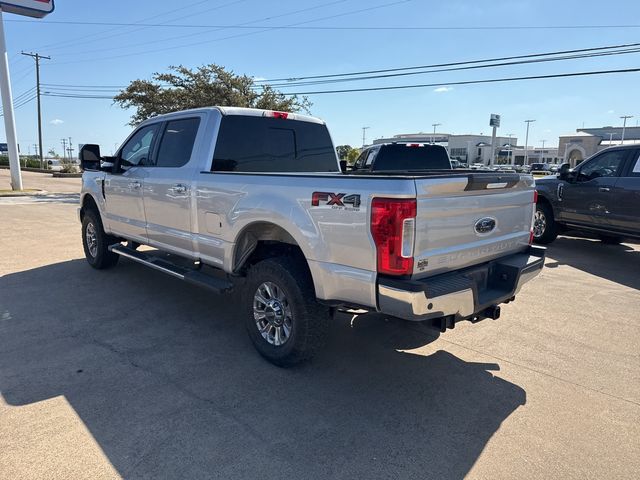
[371,198,417,275]
[529,190,538,244]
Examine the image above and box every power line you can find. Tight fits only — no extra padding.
[280,67,640,95]
[47,0,412,66]
[47,0,349,59]
[8,19,640,31]
[38,67,640,99]
[256,41,640,83]
[41,0,250,55]
[23,0,221,53]
[37,41,640,94]
[266,47,640,88]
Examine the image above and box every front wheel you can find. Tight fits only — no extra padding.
[533,202,558,244]
[243,256,330,367]
[82,209,120,269]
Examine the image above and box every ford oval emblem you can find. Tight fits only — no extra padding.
[474,217,497,235]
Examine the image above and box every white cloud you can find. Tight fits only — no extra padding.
[50,118,64,125]
[433,86,453,93]
[607,109,615,114]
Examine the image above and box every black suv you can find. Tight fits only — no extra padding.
[534,145,640,244]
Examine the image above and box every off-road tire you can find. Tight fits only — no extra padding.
[82,208,120,269]
[243,256,330,367]
[533,202,558,245]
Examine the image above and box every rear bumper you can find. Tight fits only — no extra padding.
[377,245,545,323]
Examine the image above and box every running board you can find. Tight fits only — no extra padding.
[108,244,234,294]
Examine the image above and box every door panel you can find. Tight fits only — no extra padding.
[103,168,148,241]
[103,124,160,241]
[610,150,640,234]
[142,118,200,255]
[558,149,630,229]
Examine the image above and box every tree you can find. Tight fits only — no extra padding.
[346,148,360,165]
[114,64,311,126]
[336,145,361,165]
[336,145,353,161]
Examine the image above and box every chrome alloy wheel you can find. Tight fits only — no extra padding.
[533,209,546,238]
[85,222,98,257]
[253,281,293,346]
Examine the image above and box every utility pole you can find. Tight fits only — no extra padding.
[620,115,633,144]
[68,136,73,160]
[21,51,50,169]
[524,119,536,165]
[431,123,441,143]
[361,126,370,147]
[61,138,67,161]
[540,140,546,164]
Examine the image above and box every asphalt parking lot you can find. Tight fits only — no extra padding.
[1,172,639,479]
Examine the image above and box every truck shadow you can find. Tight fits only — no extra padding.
[544,236,640,290]
[1,259,526,479]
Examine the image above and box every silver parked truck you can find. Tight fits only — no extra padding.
[79,107,544,366]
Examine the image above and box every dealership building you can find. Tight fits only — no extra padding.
[372,133,518,165]
[559,126,640,167]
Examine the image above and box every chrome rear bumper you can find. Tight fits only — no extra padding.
[377,246,545,323]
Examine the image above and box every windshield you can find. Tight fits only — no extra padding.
[372,144,451,171]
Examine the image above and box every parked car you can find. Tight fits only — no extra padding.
[351,142,451,173]
[79,107,544,366]
[534,145,640,244]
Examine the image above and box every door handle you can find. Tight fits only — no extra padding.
[128,180,141,189]
[598,187,610,193]
[169,184,188,195]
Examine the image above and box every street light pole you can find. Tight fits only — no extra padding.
[361,126,370,148]
[431,123,441,143]
[524,119,536,165]
[620,115,633,144]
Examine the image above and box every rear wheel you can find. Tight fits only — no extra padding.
[82,209,120,269]
[533,202,558,244]
[243,256,330,367]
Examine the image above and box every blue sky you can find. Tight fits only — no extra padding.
[2,0,640,155]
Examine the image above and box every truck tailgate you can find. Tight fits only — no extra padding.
[412,173,535,278]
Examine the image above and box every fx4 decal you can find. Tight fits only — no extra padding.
[311,192,361,209]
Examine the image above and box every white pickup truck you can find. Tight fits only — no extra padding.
[79,106,544,366]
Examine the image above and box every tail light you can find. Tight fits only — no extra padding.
[268,111,289,119]
[371,198,416,276]
[529,190,538,244]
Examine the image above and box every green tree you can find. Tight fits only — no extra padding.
[336,145,353,161]
[114,64,311,126]
[346,148,360,165]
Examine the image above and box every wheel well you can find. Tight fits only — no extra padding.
[536,194,553,213]
[233,223,306,274]
[80,194,99,221]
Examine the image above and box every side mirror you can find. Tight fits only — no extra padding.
[79,144,101,171]
[339,160,348,173]
[558,163,571,180]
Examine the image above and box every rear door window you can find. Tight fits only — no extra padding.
[155,118,200,168]
[628,151,640,177]
[212,116,338,172]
